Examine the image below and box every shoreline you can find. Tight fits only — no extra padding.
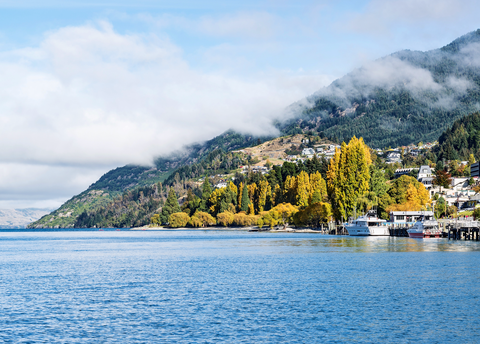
[130,225,326,233]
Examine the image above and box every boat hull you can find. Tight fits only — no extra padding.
[408,231,442,239]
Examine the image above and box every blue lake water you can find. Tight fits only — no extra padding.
[1,230,480,343]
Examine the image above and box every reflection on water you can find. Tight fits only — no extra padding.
[231,233,480,253]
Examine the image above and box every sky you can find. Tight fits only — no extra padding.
[0,0,479,209]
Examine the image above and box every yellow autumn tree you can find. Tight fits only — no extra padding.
[309,171,327,205]
[269,203,298,228]
[208,188,226,216]
[387,182,431,212]
[217,211,235,227]
[295,171,310,208]
[169,212,190,228]
[327,137,372,220]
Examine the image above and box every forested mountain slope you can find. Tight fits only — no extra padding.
[29,131,269,228]
[434,111,480,161]
[279,29,480,148]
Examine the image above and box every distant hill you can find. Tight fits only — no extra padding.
[0,208,53,228]
[279,29,480,148]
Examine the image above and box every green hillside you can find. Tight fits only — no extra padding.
[279,29,480,148]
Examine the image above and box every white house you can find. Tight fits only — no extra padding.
[302,148,315,156]
[417,165,434,188]
[386,151,401,164]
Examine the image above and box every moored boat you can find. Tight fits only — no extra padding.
[407,215,442,238]
[345,212,389,236]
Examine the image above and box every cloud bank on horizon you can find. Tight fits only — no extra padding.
[0,0,479,209]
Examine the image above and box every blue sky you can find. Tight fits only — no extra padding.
[0,0,478,209]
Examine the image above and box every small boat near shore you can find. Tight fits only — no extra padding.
[407,215,442,238]
[345,212,389,236]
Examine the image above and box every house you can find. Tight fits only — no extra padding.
[389,211,434,224]
[417,165,434,189]
[394,168,416,178]
[410,149,420,157]
[302,148,315,156]
[386,151,401,164]
[466,194,480,208]
[215,182,227,188]
[450,177,469,191]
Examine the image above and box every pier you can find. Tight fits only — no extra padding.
[446,220,480,241]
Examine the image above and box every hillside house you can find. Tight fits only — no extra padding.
[302,148,315,156]
[386,151,401,164]
[418,165,434,189]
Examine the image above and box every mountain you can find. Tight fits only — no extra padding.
[29,30,480,228]
[278,29,480,148]
[29,131,272,228]
[0,208,53,228]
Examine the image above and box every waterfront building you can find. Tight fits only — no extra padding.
[389,211,435,224]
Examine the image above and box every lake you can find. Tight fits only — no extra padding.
[1,230,479,343]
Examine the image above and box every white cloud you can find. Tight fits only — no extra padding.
[0,21,331,207]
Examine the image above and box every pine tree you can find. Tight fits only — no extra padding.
[202,177,212,200]
[241,184,250,212]
[200,177,212,211]
[160,187,181,224]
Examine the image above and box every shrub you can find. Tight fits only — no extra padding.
[217,211,234,227]
[169,212,190,228]
[189,211,216,227]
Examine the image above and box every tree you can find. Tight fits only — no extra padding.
[309,171,327,204]
[327,137,372,220]
[473,207,480,220]
[150,214,160,226]
[241,183,250,212]
[294,202,332,228]
[217,211,234,227]
[433,170,452,189]
[370,168,388,197]
[200,177,212,211]
[469,153,476,166]
[169,212,190,228]
[295,171,310,208]
[160,187,181,224]
[435,197,446,218]
[269,203,298,228]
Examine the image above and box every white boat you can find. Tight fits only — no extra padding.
[407,215,442,238]
[345,212,390,236]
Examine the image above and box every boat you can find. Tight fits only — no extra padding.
[345,211,390,236]
[407,215,442,238]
